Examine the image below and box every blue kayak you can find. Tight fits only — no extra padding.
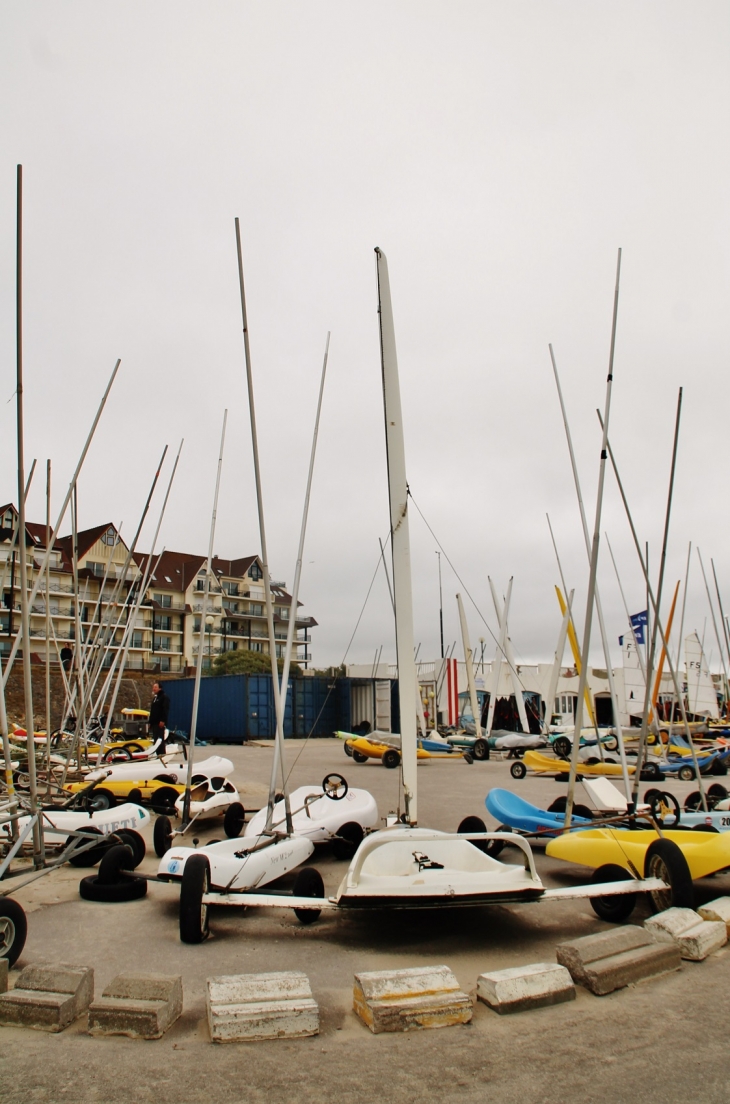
[485,787,593,837]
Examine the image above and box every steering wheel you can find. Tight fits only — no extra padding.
[650,790,681,828]
[322,773,348,800]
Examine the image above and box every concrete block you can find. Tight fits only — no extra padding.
[0,962,93,1032]
[207,971,319,1043]
[353,965,472,1034]
[88,974,182,1039]
[0,958,7,993]
[697,897,730,934]
[477,963,575,1015]
[556,926,681,996]
[645,908,727,961]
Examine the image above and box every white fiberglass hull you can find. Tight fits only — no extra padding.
[158,833,314,891]
[244,786,378,843]
[334,827,544,909]
[85,754,233,786]
[1,802,149,847]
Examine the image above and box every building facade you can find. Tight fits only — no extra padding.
[0,504,316,673]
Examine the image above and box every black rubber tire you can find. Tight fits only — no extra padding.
[86,788,116,812]
[382,749,400,770]
[154,814,174,858]
[223,802,246,839]
[79,873,147,902]
[97,843,135,885]
[124,743,144,755]
[179,855,211,943]
[693,824,720,833]
[603,735,619,752]
[604,758,617,764]
[111,829,145,867]
[548,797,568,813]
[457,815,491,854]
[0,898,28,966]
[151,786,180,815]
[711,758,728,776]
[103,746,132,763]
[585,757,600,765]
[322,774,348,800]
[153,774,177,784]
[644,838,694,912]
[67,827,108,868]
[589,864,637,923]
[641,762,662,781]
[553,736,572,760]
[643,788,664,807]
[572,804,594,821]
[293,867,324,924]
[708,783,728,801]
[678,765,696,782]
[126,788,142,805]
[352,750,368,764]
[343,742,353,758]
[463,753,474,765]
[684,790,702,812]
[646,732,658,746]
[331,821,364,861]
[510,761,527,779]
[472,739,489,761]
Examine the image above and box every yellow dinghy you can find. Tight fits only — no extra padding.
[522,750,634,777]
[546,827,730,882]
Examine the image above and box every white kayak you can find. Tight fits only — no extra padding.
[1,802,149,847]
[84,754,234,786]
[245,784,379,844]
[157,833,314,890]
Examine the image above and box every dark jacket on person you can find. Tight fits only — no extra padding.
[149,689,170,729]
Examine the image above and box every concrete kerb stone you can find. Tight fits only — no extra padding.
[477,963,575,1015]
[207,971,319,1043]
[353,965,472,1034]
[0,962,94,1032]
[88,974,183,1040]
[644,908,728,961]
[697,896,730,934]
[556,926,681,996]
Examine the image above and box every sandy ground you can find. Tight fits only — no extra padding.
[1,739,728,1104]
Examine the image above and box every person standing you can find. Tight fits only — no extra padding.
[148,680,170,754]
[60,644,73,673]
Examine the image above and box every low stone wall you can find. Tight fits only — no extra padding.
[3,664,184,729]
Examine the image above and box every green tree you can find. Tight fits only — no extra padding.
[211,649,302,677]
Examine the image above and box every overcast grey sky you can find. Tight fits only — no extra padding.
[1,2,729,671]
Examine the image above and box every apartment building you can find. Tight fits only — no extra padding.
[0,504,316,672]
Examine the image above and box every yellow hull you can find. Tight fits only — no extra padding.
[523,750,634,777]
[340,735,431,762]
[546,827,730,880]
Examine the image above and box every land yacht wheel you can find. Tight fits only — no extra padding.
[589,864,637,923]
[0,898,27,966]
[678,765,696,782]
[103,747,132,763]
[343,742,353,758]
[180,855,211,943]
[151,787,179,815]
[510,761,527,780]
[223,802,246,838]
[331,821,364,860]
[553,736,572,760]
[472,739,489,761]
[603,734,619,752]
[708,783,728,801]
[68,827,108,867]
[382,750,400,770]
[112,829,146,867]
[293,867,325,924]
[86,788,115,812]
[352,750,368,764]
[457,815,491,854]
[684,790,702,812]
[322,774,348,799]
[154,815,174,857]
[644,839,694,912]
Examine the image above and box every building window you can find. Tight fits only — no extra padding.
[249,563,263,581]
[132,631,144,648]
[249,603,263,617]
[156,635,171,652]
[157,593,172,608]
[87,561,105,577]
[223,581,239,596]
[193,618,201,632]
[155,615,172,631]
[250,641,262,652]
[158,655,171,672]
[196,579,205,591]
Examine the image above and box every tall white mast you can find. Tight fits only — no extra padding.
[375,248,418,824]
